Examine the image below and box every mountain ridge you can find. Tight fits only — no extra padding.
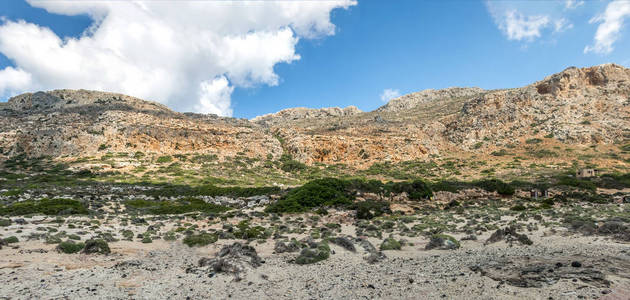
[1,63,628,170]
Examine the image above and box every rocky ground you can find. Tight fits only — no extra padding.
[1,220,629,299]
[1,185,630,300]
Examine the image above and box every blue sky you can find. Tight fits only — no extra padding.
[0,0,629,119]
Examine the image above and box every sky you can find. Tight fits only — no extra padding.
[0,0,629,119]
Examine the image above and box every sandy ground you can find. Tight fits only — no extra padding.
[1,228,630,300]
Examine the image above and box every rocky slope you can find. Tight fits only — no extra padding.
[1,64,629,168]
[446,64,630,149]
[0,90,281,160]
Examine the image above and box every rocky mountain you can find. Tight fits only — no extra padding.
[1,64,629,168]
[0,90,281,160]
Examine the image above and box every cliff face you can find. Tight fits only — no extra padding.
[446,64,630,149]
[1,64,629,168]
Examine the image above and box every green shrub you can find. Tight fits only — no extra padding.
[183,233,217,247]
[156,156,173,163]
[121,229,134,240]
[510,204,526,211]
[82,239,110,254]
[266,178,352,213]
[380,237,402,250]
[281,159,307,173]
[428,234,460,249]
[526,138,543,144]
[125,198,229,215]
[386,179,433,200]
[596,173,630,189]
[4,236,18,243]
[0,198,88,216]
[491,149,509,156]
[57,241,85,254]
[147,184,280,198]
[0,219,11,226]
[45,235,62,244]
[163,231,177,241]
[354,200,390,220]
[233,220,269,240]
[295,242,330,265]
[557,176,596,191]
[474,179,515,195]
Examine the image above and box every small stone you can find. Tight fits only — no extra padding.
[571,261,582,268]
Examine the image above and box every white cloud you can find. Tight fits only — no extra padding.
[500,10,550,41]
[486,1,575,42]
[554,18,573,33]
[380,88,400,102]
[0,0,355,116]
[0,67,32,97]
[565,0,584,10]
[584,1,630,54]
[196,76,234,116]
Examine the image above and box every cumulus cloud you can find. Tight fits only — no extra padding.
[0,0,355,116]
[584,1,630,54]
[486,1,575,42]
[380,88,400,102]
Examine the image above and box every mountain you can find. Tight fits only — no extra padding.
[1,64,629,170]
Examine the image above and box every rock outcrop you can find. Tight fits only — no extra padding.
[252,106,361,127]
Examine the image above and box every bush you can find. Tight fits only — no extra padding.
[354,200,390,220]
[3,236,18,244]
[0,219,11,226]
[510,204,526,211]
[379,237,402,250]
[0,198,88,216]
[281,159,307,173]
[147,184,280,198]
[163,231,177,241]
[266,178,352,213]
[557,176,596,191]
[386,179,433,200]
[526,138,543,144]
[425,234,460,250]
[474,179,515,195]
[57,241,85,254]
[295,242,330,265]
[233,220,269,240]
[156,156,173,163]
[125,198,229,215]
[82,239,111,254]
[183,233,218,247]
[596,173,630,189]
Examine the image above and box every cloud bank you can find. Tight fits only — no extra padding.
[0,0,355,116]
